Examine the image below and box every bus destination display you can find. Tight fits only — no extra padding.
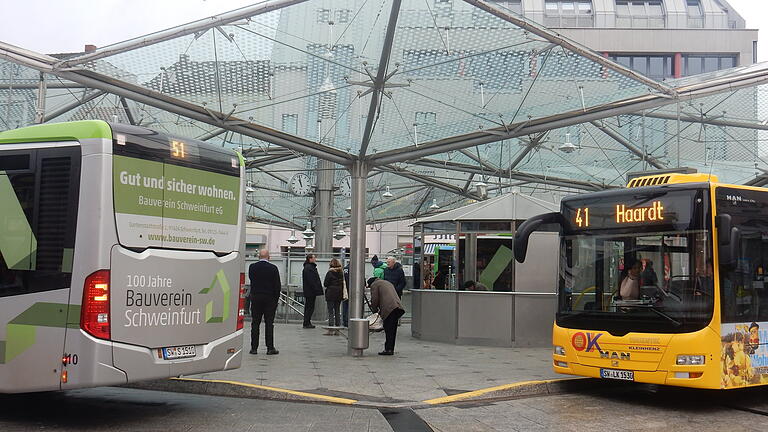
[562,189,704,232]
[169,139,199,160]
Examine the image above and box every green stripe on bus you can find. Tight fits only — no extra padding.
[0,303,81,364]
[0,120,112,144]
[0,171,37,270]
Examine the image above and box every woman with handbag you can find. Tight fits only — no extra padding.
[367,277,405,355]
[323,258,344,333]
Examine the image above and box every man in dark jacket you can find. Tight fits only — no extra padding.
[383,257,406,298]
[302,254,324,328]
[249,249,281,355]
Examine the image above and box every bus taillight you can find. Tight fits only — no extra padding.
[81,270,111,340]
[237,272,246,331]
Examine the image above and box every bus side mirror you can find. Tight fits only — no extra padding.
[716,214,741,266]
[514,212,564,263]
[715,214,731,246]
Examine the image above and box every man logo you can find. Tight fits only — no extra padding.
[572,332,603,352]
[600,351,631,361]
[199,270,231,323]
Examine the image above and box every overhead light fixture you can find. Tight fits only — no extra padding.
[287,230,299,244]
[302,221,315,239]
[333,224,347,240]
[245,181,255,193]
[475,181,488,199]
[429,199,440,210]
[345,205,352,214]
[558,132,577,153]
[382,185,393,199]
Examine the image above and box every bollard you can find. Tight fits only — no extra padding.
[348,318,369,356]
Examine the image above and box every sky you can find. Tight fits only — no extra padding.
[0,0,765,59]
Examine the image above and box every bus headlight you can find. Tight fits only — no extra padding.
[676,355,705,365]
[554,345,566,356]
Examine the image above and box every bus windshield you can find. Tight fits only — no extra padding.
[558,229,713,334]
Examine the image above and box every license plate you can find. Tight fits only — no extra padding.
[600,368,634,381]
[162,345,196,360]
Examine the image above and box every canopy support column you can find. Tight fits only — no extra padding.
[348,160,369,356]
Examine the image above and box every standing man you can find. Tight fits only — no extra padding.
[367,278,405,355]
[302,253,324,329]
[383,257,406,298]
[249,249,280,355]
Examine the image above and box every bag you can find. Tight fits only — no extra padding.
[342,278,349,301]
[367,312,383,332]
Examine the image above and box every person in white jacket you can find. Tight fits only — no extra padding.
[619,260,642,300]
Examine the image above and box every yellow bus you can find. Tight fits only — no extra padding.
[514,172,768,389]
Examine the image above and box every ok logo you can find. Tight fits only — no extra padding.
[572,332,603,352]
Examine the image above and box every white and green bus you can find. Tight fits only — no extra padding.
[0,120,246,393]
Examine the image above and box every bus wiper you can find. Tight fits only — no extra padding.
[619,304,682,327]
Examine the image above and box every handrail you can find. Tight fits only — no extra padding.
[280,292,304,316]
[410,289,555,296]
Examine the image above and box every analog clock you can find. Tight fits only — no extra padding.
[289,173,314,196]
[339,175,352,198]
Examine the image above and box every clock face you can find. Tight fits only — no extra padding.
[339,175,352,198]
[289,173,313,197]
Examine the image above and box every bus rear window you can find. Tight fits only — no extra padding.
[0,147,80,298]
[110,125,242,254]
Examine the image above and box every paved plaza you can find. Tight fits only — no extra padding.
[184,321,559,405]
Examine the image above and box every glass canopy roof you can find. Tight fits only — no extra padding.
[1,0,768,226]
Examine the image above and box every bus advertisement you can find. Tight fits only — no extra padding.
[0,121,246,393]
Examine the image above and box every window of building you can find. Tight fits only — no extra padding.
[486,0,522,15]
[282,114,298,135]
[615,1,665,28]
[686,0,702,16]
[544,1,594,27]
[415,112,437,125]
[335,9,351,23]
[683,55,737,76]
[686,0,703,28]
[316,9,330,23]
[608,54,673,79]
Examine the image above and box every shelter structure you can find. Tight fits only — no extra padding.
[411,191,559,346]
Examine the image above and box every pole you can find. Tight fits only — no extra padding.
[34,72,46,124]
[315,159,335,253]
[348,160,368,356]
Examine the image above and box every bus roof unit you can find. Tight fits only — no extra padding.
[626,173,719,188]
